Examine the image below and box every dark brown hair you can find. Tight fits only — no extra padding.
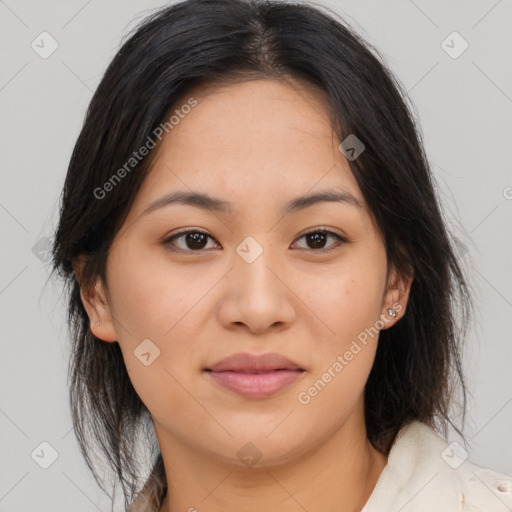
[50,0,474,509]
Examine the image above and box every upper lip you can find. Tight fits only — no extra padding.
[205,352,305,373]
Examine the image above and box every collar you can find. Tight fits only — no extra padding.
[361,420,512,512]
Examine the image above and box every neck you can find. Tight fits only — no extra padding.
[157,413,387,512]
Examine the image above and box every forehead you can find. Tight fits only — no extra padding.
[129,78,367,220]
[169,77,336,154]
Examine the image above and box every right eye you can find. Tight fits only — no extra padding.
[162,229,221,252]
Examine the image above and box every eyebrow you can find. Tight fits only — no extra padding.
[141,189,362,217]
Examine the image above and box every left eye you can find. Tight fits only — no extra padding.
[163,229,346,252]
[292,229,346,251]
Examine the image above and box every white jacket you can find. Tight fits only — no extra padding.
[362,420,512,511]
[128,420,512,511]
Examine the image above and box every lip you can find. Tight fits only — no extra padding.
[204,352,306,399]
[206,352,304,373]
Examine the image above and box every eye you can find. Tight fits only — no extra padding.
[163,229,220,252]
[292,228,347,252]
[162,227,347,253]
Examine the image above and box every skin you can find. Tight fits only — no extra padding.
[76,78,413,512]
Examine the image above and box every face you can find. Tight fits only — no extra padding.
[79,78,412,467]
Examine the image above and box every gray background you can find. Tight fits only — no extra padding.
[1,0,511,510]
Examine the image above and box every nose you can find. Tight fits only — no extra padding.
[216,242,296,335]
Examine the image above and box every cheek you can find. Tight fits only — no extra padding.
[105,245,213,405]
[298,255,385,343]
[107,242,211,341]
[293,249,386,410]
[107,250,206,422]
[121,352,202,433]
[295,266,383,417]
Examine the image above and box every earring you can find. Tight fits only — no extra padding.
[386,308,398,318]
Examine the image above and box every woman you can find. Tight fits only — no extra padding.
[50,0,512,510]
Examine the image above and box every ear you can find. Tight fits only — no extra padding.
[72,256,118,342]
[379,264,413,330]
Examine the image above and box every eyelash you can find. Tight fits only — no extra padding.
[162,227,347,253]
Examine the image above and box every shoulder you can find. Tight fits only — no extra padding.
[127,474,166,512]
[455,458,512,511]
[127,455,167,512]
[362,420,512,512]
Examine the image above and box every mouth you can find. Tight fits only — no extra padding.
[204,352,306,399]
[205,369,305,374]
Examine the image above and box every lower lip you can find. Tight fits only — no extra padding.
[206,369,304,398]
